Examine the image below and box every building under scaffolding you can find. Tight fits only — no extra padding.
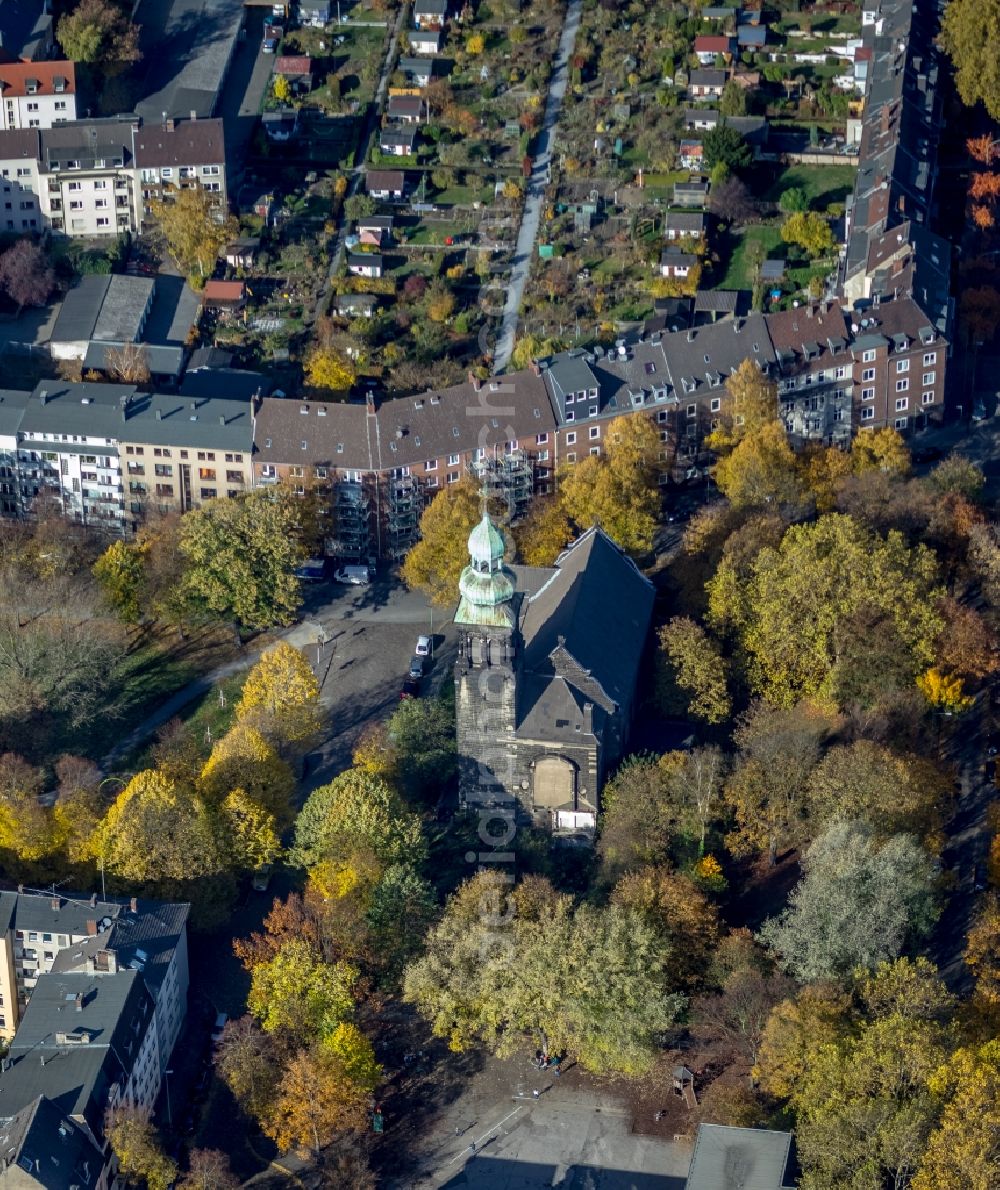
[469,448,535,521]
[330,478,375,563]
[384,472,424,559]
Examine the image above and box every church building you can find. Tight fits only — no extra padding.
[453,511,655,838]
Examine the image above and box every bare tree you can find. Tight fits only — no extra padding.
[105,341,151,385]
[0,240,54,310]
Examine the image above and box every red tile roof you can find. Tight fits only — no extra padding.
[274,56,313,75]
[0,61,75,98]
[694,36,732,52]
[202,281,246,304]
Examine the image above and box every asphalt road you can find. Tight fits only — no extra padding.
[492,0,582,372]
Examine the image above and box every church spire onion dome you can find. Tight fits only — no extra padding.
[455,510,516,628]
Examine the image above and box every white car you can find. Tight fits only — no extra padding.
[415,634,431,656]
[334,565,371,586]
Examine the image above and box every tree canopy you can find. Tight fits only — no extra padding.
[179,492,306,630]
[150,186,238,285]
[942,0,1000,120]
[759,820,939,982]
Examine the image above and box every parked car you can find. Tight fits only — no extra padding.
[912,445,944,464]
[409,655,425,679]
[334,565,371,585]
[252,865,273,892]
[294,557,326,582]
[400,676,420,699]
[211,1012,228,1044]
[974,862,989,893]
[415,634,431,656]
[262,29,281,51]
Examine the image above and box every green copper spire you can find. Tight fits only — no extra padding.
[455,508,516,628]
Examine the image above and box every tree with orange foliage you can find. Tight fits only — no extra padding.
[968,134,998,165]
[972,204,996,230]
[970,172,1000,200]
[960,285,1000,342]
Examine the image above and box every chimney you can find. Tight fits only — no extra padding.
[190,110,197,121]
[85,919,98,936]
[365,392,376,414]
[155,409,162,420]
[74,992,83,1012]
[468,370,481,391]
[686,330,695,342]
[529,361,541,377]
[38,390,48,405]
[50,897,60,911]
[582,702,593,734]
[89,893,96,907]
[129,897,137,912]
[219,415,226,425]
[164,117,175,132]
[806,305,814,318]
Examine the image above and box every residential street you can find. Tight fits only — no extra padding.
[492,0,582,371]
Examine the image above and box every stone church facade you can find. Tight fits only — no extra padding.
[453,513,655,838]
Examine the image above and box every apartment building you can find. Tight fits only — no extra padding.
[0,1096,109,1190]
[252,371,558,560]
[133,116,227,228]
[6,382,253,528]
[0,115,225,238]
[0,62,76,131]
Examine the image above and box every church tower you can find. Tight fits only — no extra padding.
[453,509,520,809]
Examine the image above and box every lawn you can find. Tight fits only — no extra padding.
[720,225,784,290]
[762,163,857,211]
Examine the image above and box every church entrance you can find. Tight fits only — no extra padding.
[532,755,576,819]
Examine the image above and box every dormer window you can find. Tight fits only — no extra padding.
[25,79,38,95]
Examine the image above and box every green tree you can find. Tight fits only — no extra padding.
[759,820,939,982]
[385,695,457,802]
[151,185,238,285]
[927,451,985,500]
[780,210,835,258]
[778,186,808,214]
[656,617,730,724]
[942,0,1000,120]
[805,740,948,843]
[719,81,748,116]
[57,0,140,72]
[403,872,684,1074]
[93,539,147,623]
[781,959,955,1189]
[723,701,833,865]
[702,124,752,171]
[108,1113,177,1190]
[558,414,661,555]
[248,938,358,1043]
[291,767,425,871]
[707,514,944,707]
[179,491,306,630]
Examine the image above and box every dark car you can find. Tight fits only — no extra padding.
[408,655,425,679]
[912,445,944,464]
[400,676,420,699]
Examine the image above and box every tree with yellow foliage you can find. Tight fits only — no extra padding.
[199,723,296,821]
[0,753,60,866]
[401,477,496,606]
[306,346,356,392]
[263,1045,369,1154]
[966,893,1000,1005]
[851,426,911,476]
[236,642,322,749]
[558,414,661,555]
[222,789,282,870]
[705,358,778,454]
[798,443,852,512]
[513,496,572,565]
[916,667,974,713]
[150,185,237,286]
[107,1113,176,1190]
[913,1040,1000,1190]
[713,420,803,509]
[465,32,485,54]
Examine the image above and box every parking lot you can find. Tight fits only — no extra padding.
[298,576,457,787]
